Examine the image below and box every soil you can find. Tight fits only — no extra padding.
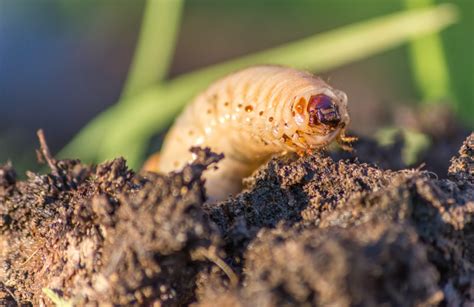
[0,125,473,306]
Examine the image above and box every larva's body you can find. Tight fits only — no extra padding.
[146,66,352,201]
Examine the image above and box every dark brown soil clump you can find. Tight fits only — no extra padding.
[1,131,473,306]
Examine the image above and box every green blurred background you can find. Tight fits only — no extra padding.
[0,0,472,173]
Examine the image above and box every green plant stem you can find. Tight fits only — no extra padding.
[404,0,454,105]
[121,0,184,99]
[60,4,458,168]
[59,0,183,163]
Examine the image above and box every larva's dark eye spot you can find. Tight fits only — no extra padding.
[307,94,340,128]
[245,105,253,112]
[268,117,274,122]
[237,104,243,108]
[224,102,230,107]
[259,111,264,116]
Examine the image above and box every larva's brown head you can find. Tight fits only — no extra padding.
[291,87,350,149]
[307,94,341,128]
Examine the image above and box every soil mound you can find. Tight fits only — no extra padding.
[1,132,473,306]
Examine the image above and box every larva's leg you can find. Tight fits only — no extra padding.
[339,129,358,143]
[337,129,358,152]
[338,142,355,152]
[297,150,306,157]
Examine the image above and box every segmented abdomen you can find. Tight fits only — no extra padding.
[156,65,328,200]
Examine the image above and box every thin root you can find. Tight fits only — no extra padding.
[193,247,238,288]
[20,248,40,267]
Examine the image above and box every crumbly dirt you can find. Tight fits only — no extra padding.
[0,128,473,306]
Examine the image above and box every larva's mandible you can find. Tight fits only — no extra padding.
[145,66,353,201]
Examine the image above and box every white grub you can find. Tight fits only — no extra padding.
[145,65,351,201]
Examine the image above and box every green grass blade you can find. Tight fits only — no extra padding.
[121,0,184,99]
[404,0,454,105]
[152,3,459,98]
[42,288,73,307]
[61,4,458,167]
[59,0,183,163]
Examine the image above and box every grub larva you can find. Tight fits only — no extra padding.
[144,65,354,201]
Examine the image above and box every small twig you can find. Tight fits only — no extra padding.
[416,162,426,171]
[37,129,58,173]
[20,248,40,267]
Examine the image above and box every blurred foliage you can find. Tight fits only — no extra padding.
[60,2,458,169]
[405,0,453,105]
[55,0,474,171]
[443,0,474,123]
[121,0,184,98]
[376,127,431,165]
